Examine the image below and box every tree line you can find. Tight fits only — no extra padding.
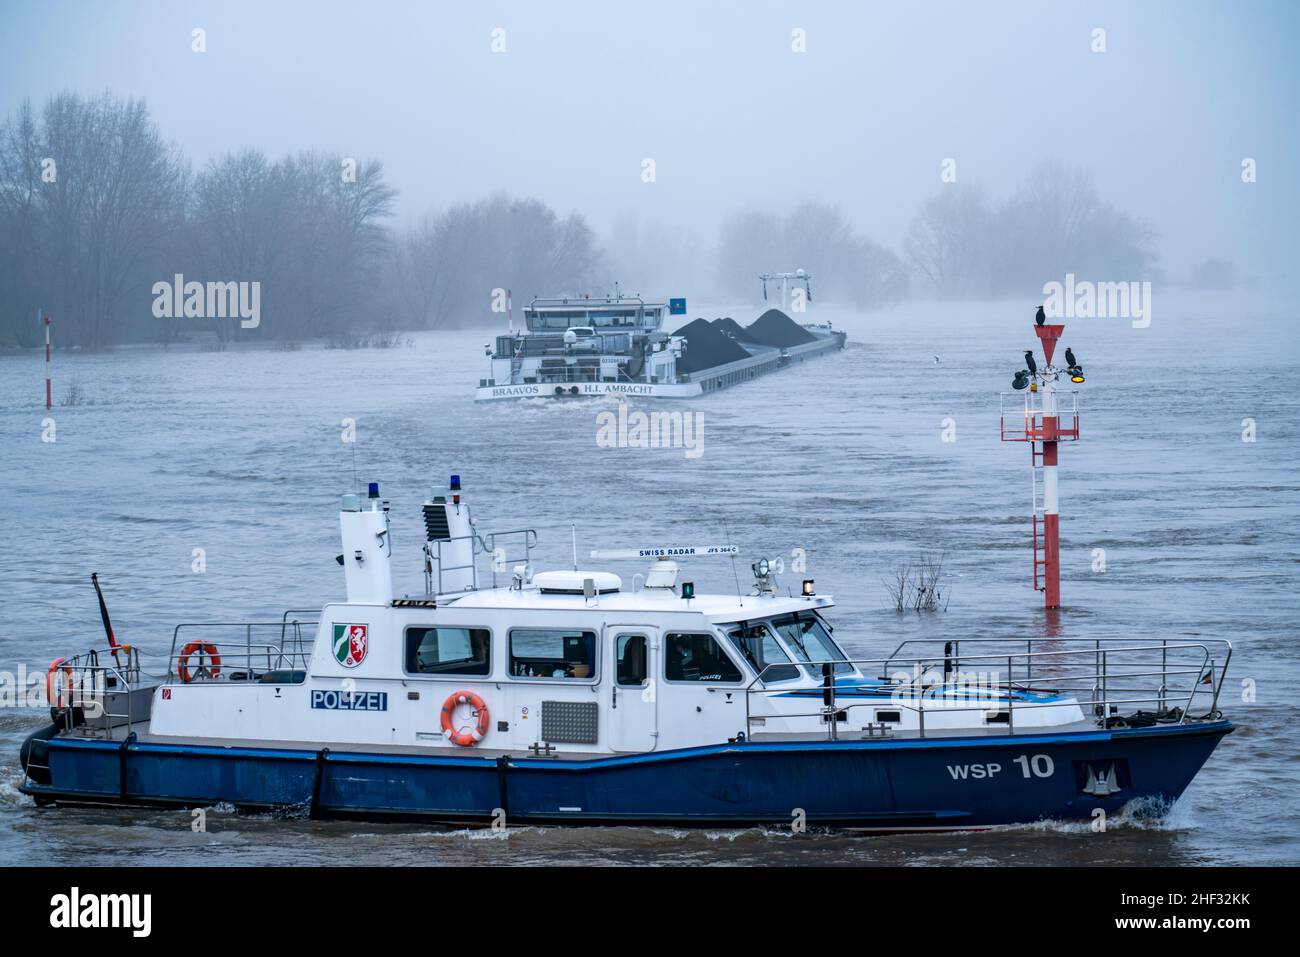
[714,161,1158,306]
[0,91,1161,349]
[0,92,604,349]
[903,158,1158,299]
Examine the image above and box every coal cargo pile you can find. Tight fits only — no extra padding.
[712,317,758,342]
[670,318,753,373]
[743,309,817,348]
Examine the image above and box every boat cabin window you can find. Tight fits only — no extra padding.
[616,634,648,686]
[510,628,597,680]
[726,624,799,682]
[664,633,743,683]
[769,613,852,675]
[405,627,491,677]
[527,310,585,331]
[587,310,642,329]
[525,307,660,332]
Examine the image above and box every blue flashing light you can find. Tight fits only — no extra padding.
[449,474,461,491]
[368,482,380,499]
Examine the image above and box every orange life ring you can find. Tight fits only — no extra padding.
[440,690,490,747]
[177,641,222,683]
[46,657,74,708]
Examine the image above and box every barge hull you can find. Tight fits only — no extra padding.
[475,327,846,401]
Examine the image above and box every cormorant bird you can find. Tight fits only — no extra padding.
[1065,347,1078,369]
[1024,350,1037,375]
[1035,305,1046,326]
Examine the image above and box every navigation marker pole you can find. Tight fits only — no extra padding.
[43,313,52,410]
[1039,329,1063,609]
[1001,314,1085,610]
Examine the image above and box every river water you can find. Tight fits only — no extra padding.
[1,294,1296,866]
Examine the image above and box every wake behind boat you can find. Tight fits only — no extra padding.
[476,278,845,402]
[20,475,1232,829]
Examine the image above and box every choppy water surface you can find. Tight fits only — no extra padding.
[0,295,1296,866]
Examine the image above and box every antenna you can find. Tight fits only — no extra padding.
[723,517,744,608]
[571,524,578,571]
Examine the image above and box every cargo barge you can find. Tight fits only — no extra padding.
[476,291,846,401]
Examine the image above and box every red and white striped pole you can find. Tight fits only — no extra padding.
[1000,319,1082,610]
[43,314,52,410]
[1040,369,1061,608]
[1035,323,1064,609]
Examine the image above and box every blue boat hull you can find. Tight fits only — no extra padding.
[21,721,1231,829]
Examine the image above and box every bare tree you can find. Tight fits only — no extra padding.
[994,158,1156,292]
[911,552,949,612]
[38,92,187,349]
[391,193,605,329]
[716,209,782,300]
[883,563,911,613]
[184,149,396,341]
[906,160,1157,299]
[882,553,950,612]
[905,185,995,297]
[0,100,45,346]
[717,202,907,308]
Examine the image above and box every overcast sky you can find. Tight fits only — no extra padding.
[2,0,1296,283]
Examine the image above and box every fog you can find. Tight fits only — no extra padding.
[1,0,1296,344]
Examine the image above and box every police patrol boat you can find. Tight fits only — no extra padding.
[20,476,1233,829]
[476,279,846,402]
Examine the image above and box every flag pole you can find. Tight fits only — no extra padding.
[91,572,122,667]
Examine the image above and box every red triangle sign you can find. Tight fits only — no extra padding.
[1034,323,1064,365]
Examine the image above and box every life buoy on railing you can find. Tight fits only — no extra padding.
[177,642,222,683]
[440,690,490,747]
[45,657,74,708]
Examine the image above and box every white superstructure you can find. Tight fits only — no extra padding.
[139,475,1090,755]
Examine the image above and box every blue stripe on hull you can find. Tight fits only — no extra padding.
[25,722,1231,829]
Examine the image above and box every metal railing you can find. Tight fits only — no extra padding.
[43,645,150,740]
[425,527,538,593]
[744,637,1231,742]
[51,644,145,688]
[30,614,320,750]
[505,332,638,357]
[163,620,317,685]
[1000,389,1081,442]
